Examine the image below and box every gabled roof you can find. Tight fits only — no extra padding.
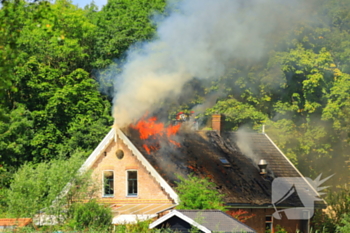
[78,127,179,204]
[149,209,256,233]
[123,127,325,207]
[76,125,324,208]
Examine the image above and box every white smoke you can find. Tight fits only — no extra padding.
[111,0,312,126]
[235,127,260,165]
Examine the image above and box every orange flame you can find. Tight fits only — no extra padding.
[132,116,181,154]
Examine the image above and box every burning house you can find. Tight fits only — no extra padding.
[79,114,326,233]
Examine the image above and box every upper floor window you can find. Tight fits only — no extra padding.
[103,171,114,197]
[127,171,137,196]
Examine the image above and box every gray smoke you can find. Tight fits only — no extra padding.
[235,127,260,164]
[235,128,260,171]
[111,0,313,126]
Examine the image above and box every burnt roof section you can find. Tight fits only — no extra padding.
[123,127,324,207]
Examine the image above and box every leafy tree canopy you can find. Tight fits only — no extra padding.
[175,174,226,211]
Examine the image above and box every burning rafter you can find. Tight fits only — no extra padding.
[131,116,181,154]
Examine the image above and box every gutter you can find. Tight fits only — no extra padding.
[225,203,327,209]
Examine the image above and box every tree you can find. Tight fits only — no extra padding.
[312,185,350,232]
[5,151,113,230]
[0,0,113,168]
[0,0,28,99]
[91,0,166,69]
[6,152,92,219]
[204,97,267,131]
[175,174,226,211]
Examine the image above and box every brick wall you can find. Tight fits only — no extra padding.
[229,208,306,233]
[91,136,173,204]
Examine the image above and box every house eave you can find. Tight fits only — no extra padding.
[226,203,327,209]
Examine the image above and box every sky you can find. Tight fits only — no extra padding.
[71,0,107,9]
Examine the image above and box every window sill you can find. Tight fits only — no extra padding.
[126,195,138,198]
[102,195,114,198]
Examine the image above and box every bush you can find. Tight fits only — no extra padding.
[66,200,112,231]
[337,214,350,232]
[311,185,350,232]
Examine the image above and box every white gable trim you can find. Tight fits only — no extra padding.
[79,128,116,173]
[115,128,179,204]
[78,127,179,204]
[56,128,116,201]
[149,210,211,233]
[264,133,321,196]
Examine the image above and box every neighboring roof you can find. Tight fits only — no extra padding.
[0,218,32,227]
[123,127,325,207]
[149,209,256,233]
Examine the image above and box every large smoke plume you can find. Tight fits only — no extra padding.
[110,0,314,126]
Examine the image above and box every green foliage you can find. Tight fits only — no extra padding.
[0,0,27,98]
[273,225,288,233]
[204,97,267,131]
[327,185,350,225]
[0,104,33,166]
[66,200,112,231]
[91,0,166,69]
[114,219,152,233]
[4,152,113,231]
[0,0,113,168]
[6,152,88,218]
[113,220,173,233]
[337,214,350,232]
[0,166,13,215]
[312,185,350,232]
[175,174,226,211]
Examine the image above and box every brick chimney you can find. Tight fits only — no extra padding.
[212,114,224,133]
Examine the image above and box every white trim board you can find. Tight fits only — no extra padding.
[264,133,321,197]
[79,128,116,172]
[149,210,211,233]
[77,127,179,204]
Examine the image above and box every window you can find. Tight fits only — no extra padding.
[219,157,229,164]
[103,171,114,197]
[127,171,137,196]
[265,215,273,232]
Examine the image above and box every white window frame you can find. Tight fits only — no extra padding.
[102,170,114,197]
[265,215,273,232]
[126,170,138,197]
